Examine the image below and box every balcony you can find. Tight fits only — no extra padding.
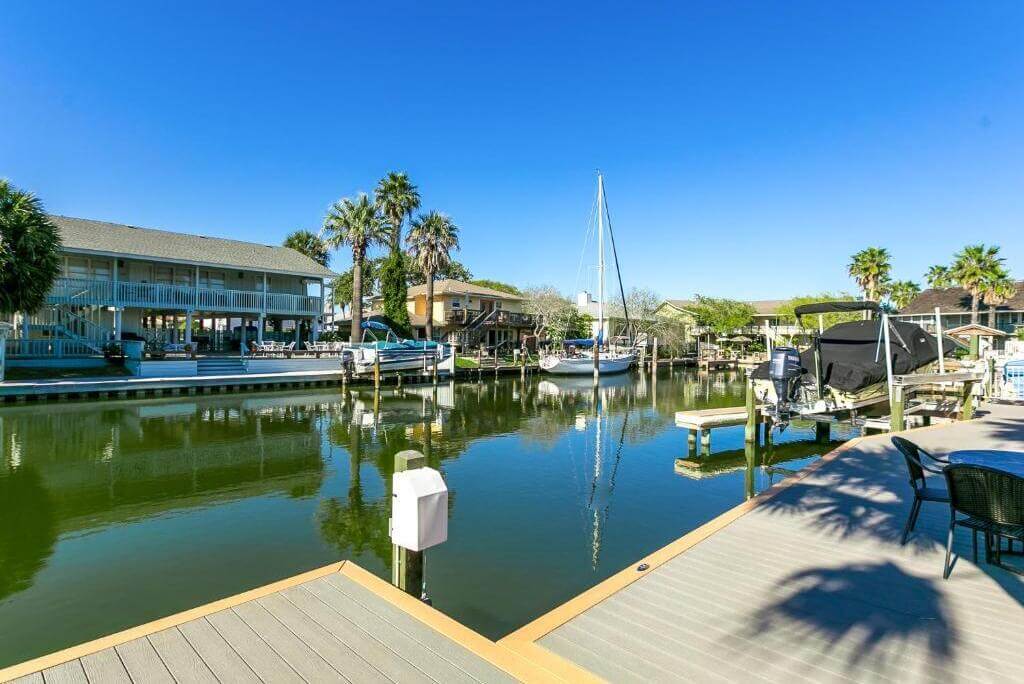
[445,309,536,327]
[47,278,322,317]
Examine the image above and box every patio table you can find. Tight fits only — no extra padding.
[949,450,1024,478]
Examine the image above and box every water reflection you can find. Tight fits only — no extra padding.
[0,369,852,664]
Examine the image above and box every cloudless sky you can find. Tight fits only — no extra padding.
[2,2,1022,299]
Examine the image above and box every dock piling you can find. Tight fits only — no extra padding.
[744,371,757,444]
[391,450,427,598]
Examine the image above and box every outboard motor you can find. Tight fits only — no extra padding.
[768,346,804,424]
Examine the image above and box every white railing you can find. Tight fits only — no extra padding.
[6,338,96,358]
[46,278,321,316]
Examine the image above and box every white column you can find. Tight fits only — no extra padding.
[0,321,12,382]
[239,318,247,356]
[114,308,123,341]
[185,311,193,346]
[294,320,301,345]
[312,317,320,342]
[257,313,265,344]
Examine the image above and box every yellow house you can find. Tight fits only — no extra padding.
[404,280,535,347]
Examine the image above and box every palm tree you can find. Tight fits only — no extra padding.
[887,280,921,312]
[0,180,62,316]
[980,268,1016,328]
[375,172,421,252]
[925,265,951,289]
[323,194,387,341]
[282,229,329,267]
[406,211,459,340]
[847,247,892,315]
[949,244,1004,324]
[375,173,420,329]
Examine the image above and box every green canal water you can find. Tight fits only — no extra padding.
[0,369,856,667]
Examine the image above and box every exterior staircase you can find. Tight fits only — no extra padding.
[25,304,113,355]
[197,357,248,376]
[454,309,498,350]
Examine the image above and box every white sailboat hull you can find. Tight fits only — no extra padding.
[540,353,635,375]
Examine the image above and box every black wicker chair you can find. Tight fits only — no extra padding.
[943,464,1024,578]
[891,436,950,545]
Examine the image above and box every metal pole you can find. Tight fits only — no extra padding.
[882,313,895,406]
[935,306,945,375]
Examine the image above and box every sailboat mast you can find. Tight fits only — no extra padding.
[597,173,605,348]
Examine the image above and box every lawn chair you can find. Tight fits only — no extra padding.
[943,464,1024,578]
[891,436,950,545]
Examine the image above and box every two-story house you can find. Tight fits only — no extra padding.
[6,216,334,359]
[397,279,535,348]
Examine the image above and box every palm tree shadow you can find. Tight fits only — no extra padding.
[738,561,956,673]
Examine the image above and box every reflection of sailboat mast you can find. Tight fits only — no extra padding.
[590,392,603,568]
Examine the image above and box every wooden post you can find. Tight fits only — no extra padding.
[968,335,980,361]
[520,345,526,379]
[687,429,697,458]
[987,357,996,399]
[890,383,905,433]
[396,372,403,388]
[494,348,499,378]
[961,380,976,420]
[652,337,659,374]
[593,339,601,380]
[744,371,757,444]
[764,416,774,446]
[391,450,427,596]
[477,347,482,381]
[815,420,830,444]
[699,428,711,457]
[373,353,381,389]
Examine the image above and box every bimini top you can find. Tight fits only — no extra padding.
[793,301,879,321]
[753,318,953,393]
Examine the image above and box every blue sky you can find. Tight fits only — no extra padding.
[2,2,1022,300]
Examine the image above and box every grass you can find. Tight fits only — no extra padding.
[5,365,132,381]
[456,356,480,369]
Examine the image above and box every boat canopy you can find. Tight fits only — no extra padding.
[793,301,879,322]
[563,338,595,348]
[361,320,391,331]
[752,319,954,393]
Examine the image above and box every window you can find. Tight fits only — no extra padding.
[451,300,461,309]
[66,257,89,279]
[155,267,174,285]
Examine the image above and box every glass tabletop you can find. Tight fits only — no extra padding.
[949,450,1024,478]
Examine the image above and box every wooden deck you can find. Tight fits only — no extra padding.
[504,400,1024,682]
[0,563,541,684]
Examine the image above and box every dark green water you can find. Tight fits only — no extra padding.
[0,369,855,667]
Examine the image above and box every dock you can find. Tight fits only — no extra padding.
[502,400,1024,682]
[0,562,543,684]
[674,405,768,455]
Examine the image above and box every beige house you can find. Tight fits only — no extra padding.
[398,279,535,347]
[6,216,334,359]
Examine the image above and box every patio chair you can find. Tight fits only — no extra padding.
[943,464,1024,578]
[891,436,950,545]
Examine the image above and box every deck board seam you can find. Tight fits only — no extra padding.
[276,588,398,683]
[180,618,261,684]
[231,604,351,684]
[324,577,494,684]
[296,584,441,684]
[248,598,358,683]
[203,613,306,684]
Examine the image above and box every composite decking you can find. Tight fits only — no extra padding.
[0,564,525,684]
[510,401,1024,682]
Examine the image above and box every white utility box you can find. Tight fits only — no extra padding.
[390,467,448,551]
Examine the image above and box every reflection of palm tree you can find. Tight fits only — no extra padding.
[316,483,392,566]
[0,467,57,599]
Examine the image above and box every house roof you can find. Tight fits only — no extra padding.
[945,323,1008,337]
[900,282,1024,315]
[406,279,523,300]
[51,215,335,279]
[660,298,786,316]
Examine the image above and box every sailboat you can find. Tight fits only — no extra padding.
[540,173,636,376]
